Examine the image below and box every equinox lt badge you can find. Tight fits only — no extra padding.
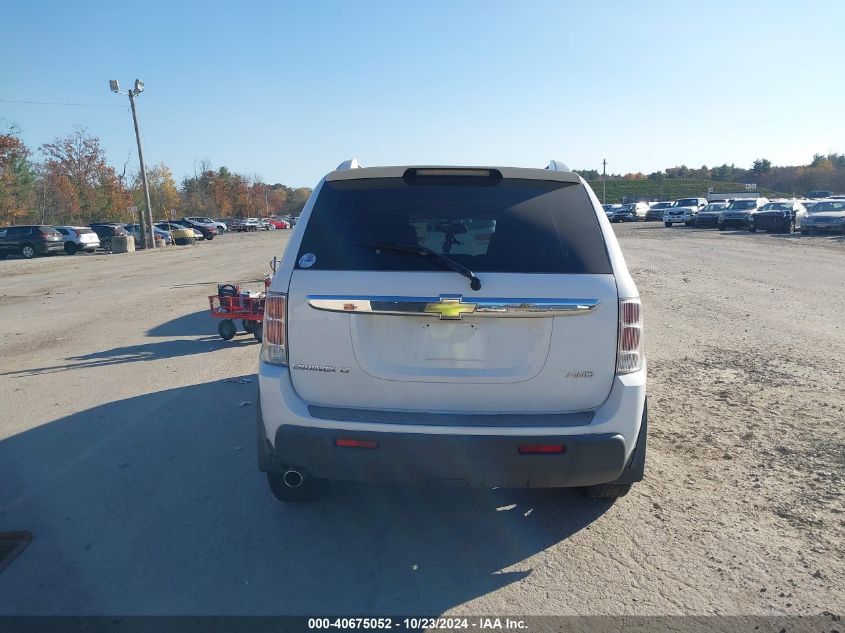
[293,364,350,374]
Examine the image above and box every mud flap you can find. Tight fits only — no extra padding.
[256,395,277,472]
[609,397,647,484]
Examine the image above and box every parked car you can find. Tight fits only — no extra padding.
[805,190,833,199]
[54,226,101,254]
[267,218,290,229]
[229,218,260,232]
[184,216,227,234]
[801,200,845,235]
[171,218,216,240]
[664,197,708,227]
[718,198,769,230]
[125,224,173,245]
[644,201,674,221]
[89,223,130,251]
[257,160,647,503]
[0,225,65,259]
[692,202,728,228]
[155,222,196,245]
[611,202,649,222]
[602,204,622,219]
[748,201,807,234]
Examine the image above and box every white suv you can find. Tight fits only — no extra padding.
[664,197,708,226]
[53,226,100,254]
[257,161,647,502]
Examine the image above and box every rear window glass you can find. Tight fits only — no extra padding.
[296,177,611,274]
[813,201,845,212]
[727,200,757,210]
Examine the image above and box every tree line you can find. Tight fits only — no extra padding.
[576,154,845,195]
[3,123,843,227]
[0,126,312,227]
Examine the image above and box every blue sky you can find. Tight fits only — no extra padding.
[2,0,843,187]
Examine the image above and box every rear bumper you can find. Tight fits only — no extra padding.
[719,217,749,229]
[38,242,65,253]
[258,362,647,489]
[803,223,843,232]
[265,422,629,487]
[694,216,719,227]
[752,216,788,231]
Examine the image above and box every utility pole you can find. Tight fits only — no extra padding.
[110,78,155,249]
[602,158,607,205]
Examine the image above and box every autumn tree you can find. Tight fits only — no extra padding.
[0,127,37,223]
[133,162,179,219]
[39,127,132,224]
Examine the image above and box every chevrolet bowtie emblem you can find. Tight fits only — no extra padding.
[424,296,476,320]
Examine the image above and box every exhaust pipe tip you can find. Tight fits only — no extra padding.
[283,469,304,488]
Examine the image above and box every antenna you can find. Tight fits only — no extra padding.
[336,159,363,171]
[546,160,570,172]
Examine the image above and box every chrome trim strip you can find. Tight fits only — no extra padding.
[308,404,594,427]
[306,294,599,318]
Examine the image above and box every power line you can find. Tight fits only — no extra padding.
[0,98,126,109]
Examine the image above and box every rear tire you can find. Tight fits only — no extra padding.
[718,225,725,231]
[242,319,254,334]
[252,323,263,342]
[664,222,672,227]
[64,242,78,255]
[748,226,756,233]
[218,319,236,340]
[267,472,326,503]
[581,483,632,499]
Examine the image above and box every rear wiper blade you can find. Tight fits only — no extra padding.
[355,242,482,291]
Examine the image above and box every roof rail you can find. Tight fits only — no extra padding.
[545,160,570,172]
[336,159,363,171]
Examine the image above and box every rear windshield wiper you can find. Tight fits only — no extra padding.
[355,242,482,291]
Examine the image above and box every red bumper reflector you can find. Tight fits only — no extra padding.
[335,438,379,449]
[518,444,566,455]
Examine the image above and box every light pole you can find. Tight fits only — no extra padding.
[110,78,155,249]
[602,158,607,205]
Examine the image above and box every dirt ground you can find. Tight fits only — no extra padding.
[0,226,842,616]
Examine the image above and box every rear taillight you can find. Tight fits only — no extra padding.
[518,444,566,455]
[617,298,643,374]
[261,292,287,365]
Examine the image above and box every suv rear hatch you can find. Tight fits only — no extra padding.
[286,169,618,414]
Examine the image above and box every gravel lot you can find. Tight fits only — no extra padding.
[0,226,843,615]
